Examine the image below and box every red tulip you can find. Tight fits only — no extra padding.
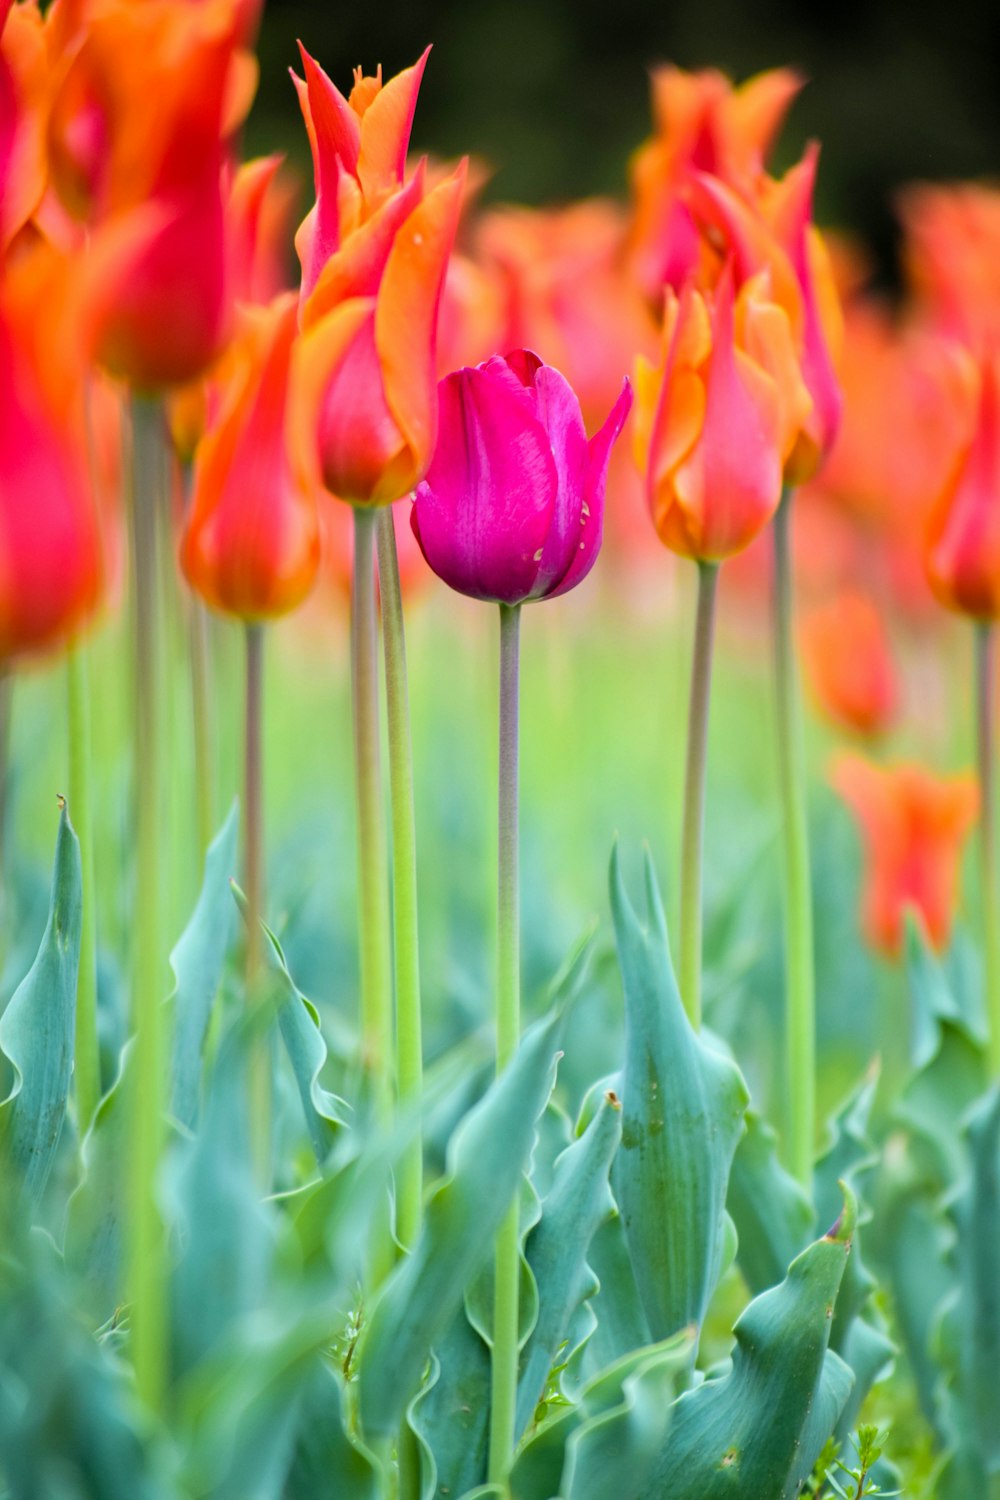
[925,350,1000,619]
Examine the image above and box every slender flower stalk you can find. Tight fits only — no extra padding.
[0,671,10,926]
[489,601,522,1489]
[243,623,271,1177]
[126,396,168,1412]
[678,562,719,1028]
[68,645,100,1136]
[375,508,423,1253]
[771,488,815,1189]
[351,508,394,1131]
[975,623,1000,1075]
[190,597,215,861]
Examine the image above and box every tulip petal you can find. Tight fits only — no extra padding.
[528,362,589,595]
[289,295,379,498]
[375,161,466,496]
[548,377,633,598]
[411,364,557,603]
[357,46,430,200]
[301,163,426,325]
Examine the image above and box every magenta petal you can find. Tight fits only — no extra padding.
[529,364,589,597]
[547,377,632,599]
[412,366,558,603]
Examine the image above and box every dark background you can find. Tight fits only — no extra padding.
[245,0,1000,289]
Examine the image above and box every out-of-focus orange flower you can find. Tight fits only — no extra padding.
[290,47,465,506]
[475,199,658,423]
[436,247,506,376]
[800,592,898,738]
[627,63,801,302]
[899,182,1000,351]
[180,292,320,620]
[831,753,978,956]
[690,145,844,482]
[49,0,251,388]
[0,0,47,249]
[319,496,428,602]
[925,350,1000,619]
[0,242,104,660]
[633,266,810,561]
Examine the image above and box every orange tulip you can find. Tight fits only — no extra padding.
[0,243,104,660]
[0,0,47,249]
[899,182,1000,351]
[180,292,320,619]
[690,145,844,482]
[633,265,810,561]
[925,350,1000,620]
[290,48,465,505]
[800,592,898,738]
[831,753,978,956]
[627,63,801,302]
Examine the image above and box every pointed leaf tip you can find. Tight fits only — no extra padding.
[824,1182,858,1246]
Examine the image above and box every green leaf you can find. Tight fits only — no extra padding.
[408,1306,492,1500]
[727,1108,814,1296]
[284,1359,381,1500]
[0,801,82,1207]
[357,1008,563,1440]
[516,1091,622,1436]
[64,1042,133,1322]
[609,846,749,1348]
[169,803,239,1130]
[510,1333,693,1500]
[641,1189,858,1500]
[578,1208,651,1376]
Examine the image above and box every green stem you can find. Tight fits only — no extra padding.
[0,670,11,934]
[126,396,167,1412]
[191,600,215,860]
[68,646,100,1136]
[244,622,271,1181]
[489,601,521,1490]
[375,508,423,1253]
[772,490,816,1191]
[678,561,719,1029]
[975,623,1000,1075]
[351,509,394,1127]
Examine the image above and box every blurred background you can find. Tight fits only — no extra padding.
[246,0,1000,290]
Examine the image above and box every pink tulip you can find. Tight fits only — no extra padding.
[411,349,631,604]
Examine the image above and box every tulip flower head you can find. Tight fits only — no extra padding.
[290,47,466,506]
[831,753,978,957]
[633,265,810,562]
[411,350,631,605]
[180,292,320,620]
[925,350,1000,620]
[800,592,898,738]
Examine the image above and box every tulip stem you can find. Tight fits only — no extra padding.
[68,645,100,1137]
[351,510,394,1130]
[975,623,1000,1075]
[244,622,271,1181]
[126,396,168,1413]
[678,561,719,1029]
[772,489,816,1190]
[191,599,215,861]
[489,600,522,1491]
[375,508,423,1253]
[0,670,11,936]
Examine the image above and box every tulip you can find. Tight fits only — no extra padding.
[899,181,1000,351]
[925,351,1000,620]
[0,0,46,250]
[831,754,978,957]
[800,592,898,738]
[627,63,802,301]
[633,266,809,563]
[411,349,632,604]
[180,293,319,620]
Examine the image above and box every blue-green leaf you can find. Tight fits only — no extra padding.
[727,1108,814,1296]
[609,846,748,1349]
[358,1008,563,1440]
[169,804,239,1130]
[409,1306,491,1500]
[284,1359,382,1500]
[0,801,81,1207]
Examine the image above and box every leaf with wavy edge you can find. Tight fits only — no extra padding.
[609,845,749,1352]
[0,801,81,1207]
[358,1008,563,1439]
[727,1108,814,1297]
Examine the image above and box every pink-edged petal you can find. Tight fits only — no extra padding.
[301,163,426,321]
[548,376,632,598]
[298,44,361,180]
[411,364,557,603]
[528,363,589,596]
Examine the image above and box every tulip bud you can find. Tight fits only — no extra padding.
[831,753,978,957]
[411,349,631,605]
[180,293,320,620]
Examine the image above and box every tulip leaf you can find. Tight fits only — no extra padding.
[727,1107,814,1296]
[408,1305,492,1500]
[578,1207,651,1377]
[284,1359,382,1500]
[510,1333,693,1500]
[357,1008,563,1440]
[64,1041,133,1321]
[169,802,239,1130]
[0,801,81,1207]
[609,846,749,1349]
[640,1188,857,1500]
[515,1090,622,1436]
